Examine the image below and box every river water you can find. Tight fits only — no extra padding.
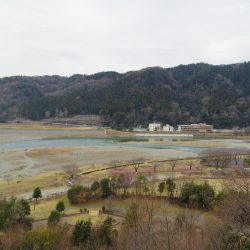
[1,128,250,181]
[0,136,204,153]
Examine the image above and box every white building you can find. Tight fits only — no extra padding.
[177,123,213,133]
[148,122,161,132]
[162,124,175,132]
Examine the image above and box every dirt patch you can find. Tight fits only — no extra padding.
[26,147,80,157]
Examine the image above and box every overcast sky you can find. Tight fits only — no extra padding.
[0,0,249,76]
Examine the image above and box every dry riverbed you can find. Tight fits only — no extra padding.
[1,123,250,198]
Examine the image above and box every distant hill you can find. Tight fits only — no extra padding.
[1,62,250,128]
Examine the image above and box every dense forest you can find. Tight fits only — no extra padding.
[1,62,250,128]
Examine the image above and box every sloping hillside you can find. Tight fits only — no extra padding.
[1,63,250,128]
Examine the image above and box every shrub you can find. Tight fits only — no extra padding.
[124,203,139,226]
[91,181,100,194]
[21,226,71,249]
[166,178,176,198]
[100,178,111,198]
[96,216,116,246]
[23,217,33,231]
[179,182,215,209]
[158,182,165,197]
[20,199,31,216]
[215,190,228,203]
[67,185,84,204]
[48,210,60,225]
[0,198,32,231]
[72,220,92,245]
[56,201,65,213]
[221,226,250,250]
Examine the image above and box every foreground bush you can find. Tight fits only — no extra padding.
[179,182,215,208]
[0,198,32,231]
[72,220,92,245]
[0,225,72,250]
[48,210,60,225]
[72,217,117,249]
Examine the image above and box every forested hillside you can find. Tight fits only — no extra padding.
[1,62,250,128]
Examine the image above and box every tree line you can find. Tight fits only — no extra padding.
[1,62,249,129]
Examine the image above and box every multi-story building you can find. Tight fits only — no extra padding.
[177,123,213,133]
[162,124,175,132]
[148,122,162,132]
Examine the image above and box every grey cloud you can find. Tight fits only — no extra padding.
[0,0,249,76]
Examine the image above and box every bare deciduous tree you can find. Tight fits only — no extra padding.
[187,160,194,171]
[128,158,146,196]
[117,170,134,195]
[120,198,210,250]
[129,157,146,173]
[170,160,177,172]
[201,149,233,170]
[218,171,250,244]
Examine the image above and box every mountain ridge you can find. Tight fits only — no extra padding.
[1,62,250,128]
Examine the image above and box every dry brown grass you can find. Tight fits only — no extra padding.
[0,172,65,198]
[0,122,94,131]
[62,214,106,226]
[26,148,80,157]
[105,129,135,137]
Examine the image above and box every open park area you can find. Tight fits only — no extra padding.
[0,123,250,249]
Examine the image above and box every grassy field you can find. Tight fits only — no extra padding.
[0,157,226,199]
[62,214,108,226]
[30,193,206,220]
[30,195,123,227]
[0,122,95,131]
[30,193,208,231]
[0,171,65,198]
[30,195,124,228]
[30,195,126,220]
